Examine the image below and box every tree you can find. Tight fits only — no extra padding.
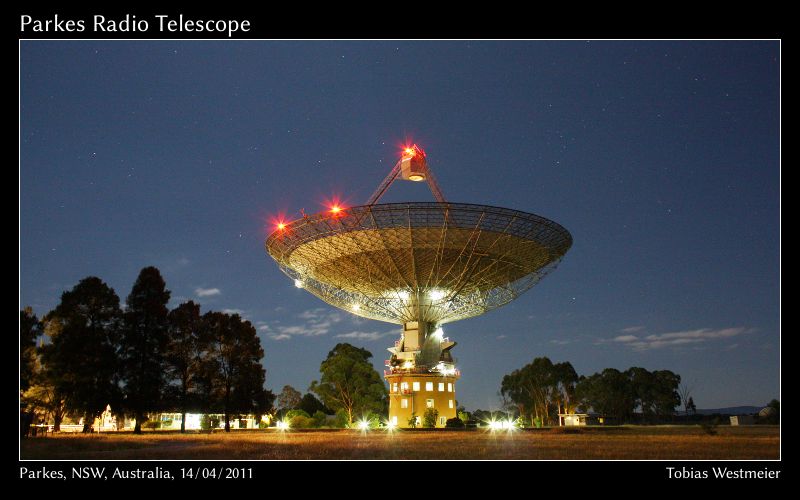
[20,308,41,393]
[407,413,418,428]
[166,301,203,432]
[309,343,387,426]
[298,392,330,416]
[501,357,577,426]
[276,385,302,412]
[423,408,439,428]
[552,361,579,422]
[627,367,657,422]
[766,399,780,424]
[119,267,171,433]
[200,311,268,432]
[41,277,123,432]
[678,381,696,417]
[626,367,680,422]
[575,368,636,422]
[767,399,779,413]
[22,376,68,431]
[651,370,681,420]
[686,397,697,415]
[24,319,70,431]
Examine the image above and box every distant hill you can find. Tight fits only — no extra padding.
[694,406,761,415]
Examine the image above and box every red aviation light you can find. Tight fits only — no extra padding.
[401,144,425,159]
[325,195,346,215]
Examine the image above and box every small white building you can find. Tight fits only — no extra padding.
[730,415,755,426]
[560,413,588,426]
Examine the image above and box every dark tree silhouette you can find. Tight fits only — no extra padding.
[298,392,331,416]
[166,300,203,432]
[626,367,681,422]
[686,397,697,415]
[200,312,268,432]
[119,267,171,433]
[309,343,386,425]
[20,307,41,393]
[575,368,636,422]
[41,277,123,432]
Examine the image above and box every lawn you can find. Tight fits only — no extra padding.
[20,426,779,460]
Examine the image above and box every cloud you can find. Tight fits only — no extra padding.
[279,325,327,336]
[195,287,221,297]
[222,308,245,316]
[298,308,342,323]
[265,308,344,340]
[609,327,751,350]
[177,257,191,266]
[724,343,739,350]
[620,325,645,333]
[549,339,574,345]
[335,330,396,341]
[496,334,507,340]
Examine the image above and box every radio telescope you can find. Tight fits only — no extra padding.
[266,145,572,427]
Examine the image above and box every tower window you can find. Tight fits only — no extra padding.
[438,382,445,392]
[401,399,409,409]
[426,399,434,408]
[412,382,420,391]
[449,400,454,409]
[425,382,433,391]
[448,383,453,392]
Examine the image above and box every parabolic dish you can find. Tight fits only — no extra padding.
[266,202,572,325]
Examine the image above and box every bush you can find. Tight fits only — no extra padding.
[408,413,418,428]
[423,408,439,428]
[289,415,315,429]
[533,416,543,428]
[285,409,311,420]
[333,409,349,428]
[258,419,269,429]
[445,417,465,428]
[142,420,161,430]
[312,410,328,427]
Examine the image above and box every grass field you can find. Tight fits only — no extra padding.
[21,425,779,460]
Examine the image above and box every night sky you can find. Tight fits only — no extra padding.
[20,41,779,410]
